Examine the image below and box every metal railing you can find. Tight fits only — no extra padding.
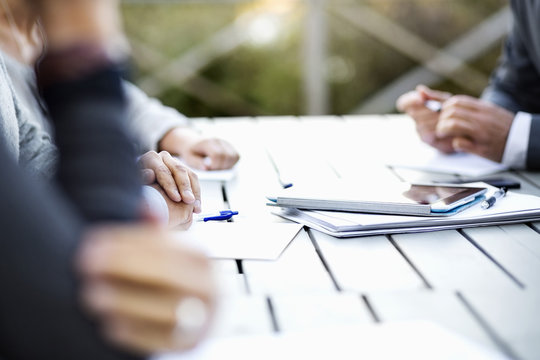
[122,0,510,116]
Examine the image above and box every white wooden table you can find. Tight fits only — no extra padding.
[190,115,540,360]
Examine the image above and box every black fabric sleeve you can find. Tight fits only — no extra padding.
[0,67,143,359]
[44,67,142,222]
[527,115,540,169]
[481,4,540,114]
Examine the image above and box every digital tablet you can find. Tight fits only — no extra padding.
[268,182,488,216]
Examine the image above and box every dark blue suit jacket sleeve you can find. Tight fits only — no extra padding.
[482,0,540,169]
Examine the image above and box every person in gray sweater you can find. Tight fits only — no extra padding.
[0,0,239,227]
[397,0,540,170]
[0,1,216,358]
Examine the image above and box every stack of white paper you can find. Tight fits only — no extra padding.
[274,190,540,238]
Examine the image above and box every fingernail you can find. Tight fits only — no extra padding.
[184,190,195,202]
[174,189,182,201]
[194,200,202,213]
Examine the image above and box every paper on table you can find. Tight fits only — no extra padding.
[172,222,302,260]
[274,189,540,237]
[387,142,507,177]
[154,321,508,360]
[174,156,238,182]
[192,166,237,182]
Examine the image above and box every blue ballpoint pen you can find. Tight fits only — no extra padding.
[197,210,239,222]
[481,187,507,210]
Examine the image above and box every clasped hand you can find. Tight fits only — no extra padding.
[138,151,201,228]
[397,85,514,162]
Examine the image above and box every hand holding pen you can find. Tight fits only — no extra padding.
[481,187,507,210]
[396,85,454,154]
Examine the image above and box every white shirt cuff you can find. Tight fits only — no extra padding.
[142,186,169,226]
[501,112,531,169]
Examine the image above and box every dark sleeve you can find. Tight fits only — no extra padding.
[526,115,540,169]
[0,67,143,360]
[44,67,142,222]
[481,8,540,114]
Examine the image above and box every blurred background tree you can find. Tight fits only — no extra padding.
[122,0,508,118]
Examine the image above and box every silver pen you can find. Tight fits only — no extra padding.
[425,100,442,113]
[481,187,508,210]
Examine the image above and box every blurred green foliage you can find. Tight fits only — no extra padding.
[122,0,507,117]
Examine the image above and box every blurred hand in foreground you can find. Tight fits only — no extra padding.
[78,224,216,354]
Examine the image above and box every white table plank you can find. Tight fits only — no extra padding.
[462,226,540,291]
[210,295,274,338]
[515,171,540,194]
[499,224,540,260]
[311,231,425,292]
[219,119,287,223]
[368,290,498,351]
[497,172,540,196]
[271,294,373,332]
[212,260,248,297]
[242,229,336,295]
[462,289,540,360]
[260,118,340,186]
[392,230,519,293]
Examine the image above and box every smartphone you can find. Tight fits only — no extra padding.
[402,184,487,212]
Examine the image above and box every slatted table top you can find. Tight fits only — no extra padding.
[183,115,540,360]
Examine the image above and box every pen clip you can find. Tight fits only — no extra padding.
[199,210,239,222]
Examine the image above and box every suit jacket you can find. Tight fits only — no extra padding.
[482,0,540,169]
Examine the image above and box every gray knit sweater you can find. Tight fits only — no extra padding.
[2,50,189,178]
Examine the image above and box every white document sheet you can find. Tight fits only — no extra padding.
[192,167,237,182]
[154,321,508,360]
[172,222,302,260]
[175,156,238,182]
[387,142,507,177]
[274,190,540,237]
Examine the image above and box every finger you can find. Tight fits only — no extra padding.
[137,151,158,167]
[396,90,424,112]
[140,169,155,185]
[416,84,452,102]
[82,281,180,326]
[182,153,208,171]
[452,137,477,154]
[437,111,478,139]
[103,316,204,354]
[192,141,228,170]
[161,152,195,204]
[103,317,174,354]
[79,230,214,297]
[443,95,486,112]
[188,171,202,214]
[219,142,240,169]
[142,152,181,202]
